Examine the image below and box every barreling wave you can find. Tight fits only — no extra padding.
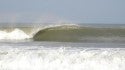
[0,24,78,41]
[1,24,125,42]
[33,25,125,42]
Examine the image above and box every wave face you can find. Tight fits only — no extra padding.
[0,46,125,70]
[33,25,125,42]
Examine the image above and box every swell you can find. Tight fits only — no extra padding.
[33,25,125,42]
[0,24,125,42]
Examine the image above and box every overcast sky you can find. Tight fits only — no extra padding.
[0,0,125,24]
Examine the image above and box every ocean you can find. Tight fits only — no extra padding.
[0,23,125,70]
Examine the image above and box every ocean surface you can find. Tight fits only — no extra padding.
[0,24,125,70]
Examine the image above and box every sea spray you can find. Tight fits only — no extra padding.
[0,46,125,70]
[0,29,30,40]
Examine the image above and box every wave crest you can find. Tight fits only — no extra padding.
[33,25,125,42]
[0,29,30,40]
[0,24,125,42]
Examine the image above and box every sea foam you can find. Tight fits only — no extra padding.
[0,47,125,70]
[0,29,30,40]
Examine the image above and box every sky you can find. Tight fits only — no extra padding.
[0,0,125,24]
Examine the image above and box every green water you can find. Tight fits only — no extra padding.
[33,26,125,42]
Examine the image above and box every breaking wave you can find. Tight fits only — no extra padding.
[0,24,78,41]
[33,24,125,42]
[0,24,125,42]
[0,47,125,70]
[0,29,30,40]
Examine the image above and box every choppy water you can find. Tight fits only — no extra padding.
[0,42,125,70]
[0,24,125,70]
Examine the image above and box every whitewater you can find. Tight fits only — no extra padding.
[0,24,78,40]
[0,29,30,40]
[0,24,125,70]
[0,42,125,70]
